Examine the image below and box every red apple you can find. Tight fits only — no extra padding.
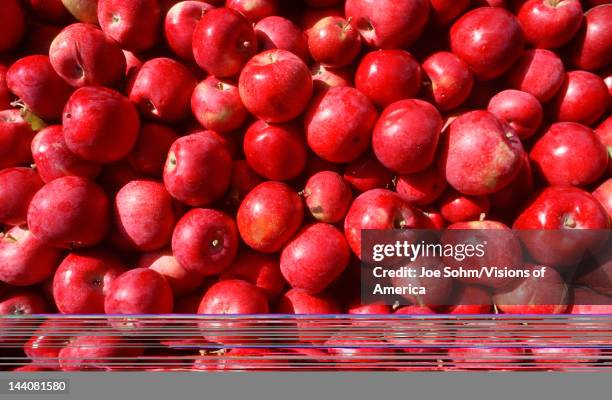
[243,120,307,181]
[344,0,430,49]
[254,16,309,62]
[595,117,612,175]
[127,123,179,177]
[163,131,232,206]
[487,89,543,140]
[52,250,126,313]
[593,179,612,221]
[443,220,523,288]
[494,264,569,314]
[396,166,447,206]
[347,300,390,315]
[550,70,609,126]
[0,225,60,286]
[325,336,396,365]
[513,186,610,267]
[568,4,612,71]
[0,110,36,169]
[7,55,73,120]
[239,49,313,123]
[306,86,377,163]
[344,189,429,257]
[24,319,74,369]
[307,17,361,68]
[530,347,601,366]
[139,249,204,296]
[27,176,110,248]
[0,65,11,109]
[569,287,612,314]
[0,0,25,53]
[445,285,493,314]
[59,335,142,371]
[227,0,278,22]
[530,122,607,187]
[63,86,140,163]
[0,168,43,226]
[237,181,304,253]
[439,189,490,223]
[164,1,214,61]
[450,7,524,80]
[192,7,256,77]
[311,63,352,92]
[219,250,285,301]
[128,58,197,122]
[439,110,524,195]
[281,223,350,294]
[172,208,238,276]
[304,171,352,223]
[49,23,126,88]
[62,0,100,24]
[517,0,583,49]
[430,0,470,26]
[373,99,443,174]
[191,76,248,134]
[197,279,269,343]
[448,347,524,369]
[0,291,46,344]
[355,50,421,109]
[113,180,176,251]
[104,268,174,314]
[31,125,102,183]
[422,207,446,229]
[98,0,161,52]
[506,49,565,102]
[300,7,344,32]
[421,51,473,111]
[490,153,534,211]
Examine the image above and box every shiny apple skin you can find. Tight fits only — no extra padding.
[6,55,73,120]
[568,4,612,71]
[192,7,256,77]
[97,0,161,52]
[439,110,524,195]
[52,250,127,314]
[513,186,610,268]
[304,171,352,223]
[439,189,490,223]
[344,0,430,49]
[344,189,429,257]
[550,71,609,126]
[396,166,447,206]
[305,86,377,163]
[164,1,214,61]
[0,225,61,286]
[163,131,232,207]
[422,51,473,111]
[517,0,583,49]
[254,16,310,62]
[171,208,238,276]
[0,110,35,169]
[239,49,313,123]
[63,86,140,163]
[343,153,394,193]
[49,23,126,88]
[280,223,350,294]
[487,89,543,140]
[506,49,565,102]
[31,125,102,183]
[191,76,248,134]
[595,117,612,175]
[355,50,421,109]
[593,179,612,221]
[307,17,361,68]
[236,181,304,253]
[530,122,607,187]
[104,268,174,315]
[27,176,110,249]
[0,168,44,226]
[128,57,197,122]
[138,249,204,296]
[450,7,524,81]
[219,249,285,300]
[373,99,443,174]
[245,120,306,181]
[227,0,278,23]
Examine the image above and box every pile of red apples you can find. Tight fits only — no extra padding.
[0,0,611,371]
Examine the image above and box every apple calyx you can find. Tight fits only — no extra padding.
[11,100,47,131]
